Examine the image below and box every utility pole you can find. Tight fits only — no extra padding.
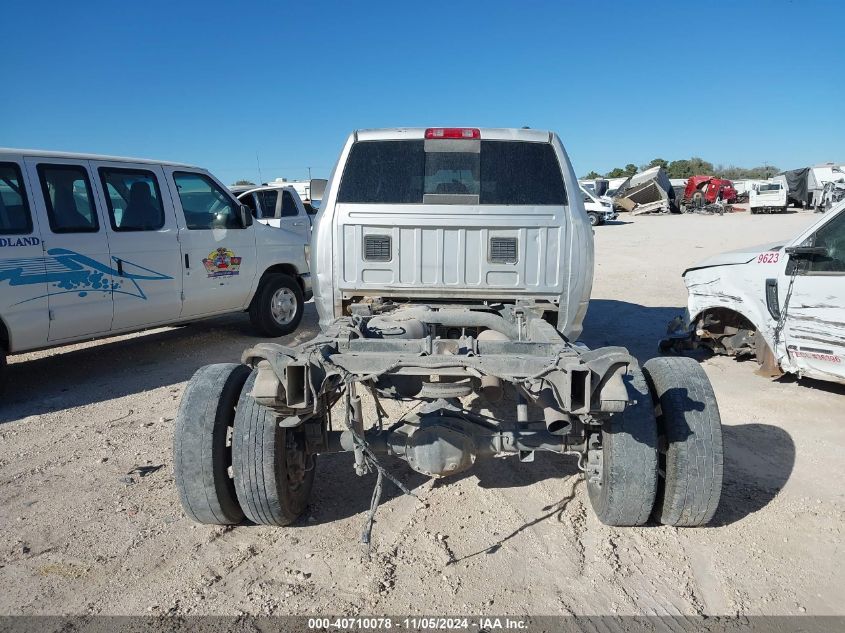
[256,152,263,184]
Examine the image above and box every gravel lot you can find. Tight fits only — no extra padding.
[1,208,843,617]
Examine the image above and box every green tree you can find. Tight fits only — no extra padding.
[647,158,668,170]
[233,179,255,186]
[624,163,638,176]
[583,170,602,179]
[666,160,691,179]
[605,167,627,178]
[715,164,780,180]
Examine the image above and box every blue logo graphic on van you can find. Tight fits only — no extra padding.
[0,248,172,304]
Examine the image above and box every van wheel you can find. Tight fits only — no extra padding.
[588,212,600,227]
[173,363,251,525]
[249,273,304,337]
[233,371,315,526]
[586,365,658,526]
[643,357,723,527]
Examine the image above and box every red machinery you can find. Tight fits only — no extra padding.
[683,175,738,206]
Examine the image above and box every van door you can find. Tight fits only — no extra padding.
[93,162,183,330]
[782,209,845,380]
[0,158,49,352]
[165,169,257,317]
[24,158,114,341]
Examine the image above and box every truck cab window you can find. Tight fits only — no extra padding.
[100,168,165,231]
[281,191,298,217]
[0,162,32,235]
[173,172,241,230]
[38,164,99,233]
[257,190,279,218]
[808,212,845,274]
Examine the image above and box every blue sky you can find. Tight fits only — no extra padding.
[3,0,844,182]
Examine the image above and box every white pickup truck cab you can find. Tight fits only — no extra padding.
[0,149,312,387]
[749,180,788,214]
[175,128,725,534]
[235,185,316,242]
[666,200,845,384]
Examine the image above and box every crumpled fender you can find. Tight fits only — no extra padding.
[682,258,780,362]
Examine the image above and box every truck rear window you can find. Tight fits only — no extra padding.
[337,140,567,205]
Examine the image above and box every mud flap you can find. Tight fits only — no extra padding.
[754,333,783,378]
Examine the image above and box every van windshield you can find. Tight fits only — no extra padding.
[337,140,567,205]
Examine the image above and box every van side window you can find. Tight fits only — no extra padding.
[257,190,279,218]
[281,191,298,217]
[173,172,241,230]
[99,168,165,231]
[807,212,845,274]
[0,162,33,235]
[38,164,99,233]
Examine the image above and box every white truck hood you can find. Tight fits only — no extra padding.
[684,241,784,274]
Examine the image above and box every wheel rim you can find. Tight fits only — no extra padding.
[270,287,297,325]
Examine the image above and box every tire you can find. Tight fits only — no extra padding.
[588,212,600,227]
[0,350,7,397]
[643,357,723,527]
[173,363,251,525]
[692,190,706,208]
[233,372,315,526]
[249,273,304,337]
[586,365,658,526]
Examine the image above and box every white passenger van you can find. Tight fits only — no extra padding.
[579,184,617,226]
[0,149,312,388]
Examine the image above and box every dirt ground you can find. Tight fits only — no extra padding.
[1,207,843,617]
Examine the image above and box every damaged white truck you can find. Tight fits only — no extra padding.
[173,128,724,536]
[663,200,845,384]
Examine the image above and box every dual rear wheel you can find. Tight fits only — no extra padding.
[173,363,315,526]
[175,357,723,529]
[587,357,724,527]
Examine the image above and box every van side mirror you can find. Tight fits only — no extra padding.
[238,204,253,228]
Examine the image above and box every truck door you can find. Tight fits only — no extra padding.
[25,158,114,341]
[165,169,257,317]
[93,161,183,330]
[0,158,49,352]
[254,189,281,228]
[278,189,311,240]
[782,209,845,380]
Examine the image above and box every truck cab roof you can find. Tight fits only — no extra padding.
[353,127,554,142]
